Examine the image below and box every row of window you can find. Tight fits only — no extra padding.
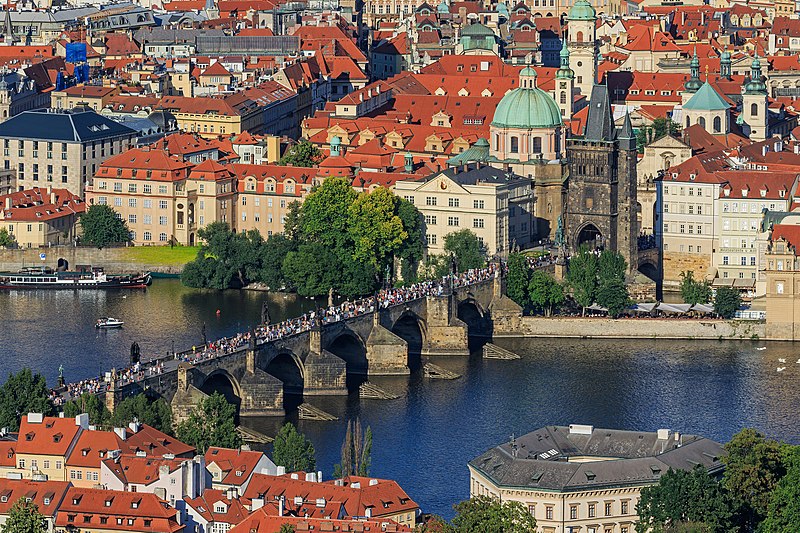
[69,469,100,481]
[15,164,68,184]
[723,202,778,213]
[97,182,169,194]
[18,458,61,469]
[722,256,758,266]
[242,197,287,208]
[663,186,708,196]
[424,215,485,228]
[65,515,151,527]
[663,204,704,215]
[664,243,702,254]
[96,197,171,210]
[411,196,487,209]
[663,223,705,235]
[127,215,170,226]
[240,213,286,224]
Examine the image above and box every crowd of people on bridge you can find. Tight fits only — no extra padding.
[53,265,499,403]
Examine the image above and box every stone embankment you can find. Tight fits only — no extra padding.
[0,247,183,274]
[493,316,766,340]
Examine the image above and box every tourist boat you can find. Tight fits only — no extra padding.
[0,267,152,290]
[96,317,124,329]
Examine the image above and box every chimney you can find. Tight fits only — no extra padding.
[128,421,141,434]
[27,413,43,424]
[276,466,286,476]
[113,427,127,440]
[317,470,323,483]
[4,197,10,210]
[75,413,89,429]
[227,487,238,500]
[278,496,285,516]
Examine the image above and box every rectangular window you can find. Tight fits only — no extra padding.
[621,501,629,515]
[448,197,460,207]
[128,198,137,208]
[158,185,168,194]
[143,184,152,194]
[159,216,168,225]
[426,196,437,206]
[114,198,122,207]
[546,507,553,520]
[473,218,484,228]
[588,503,596,518]
[570,506,578,519]
[159,200,168,209]
[143,199,152,209]
[143,215,152,225]
[474,200,485,209]
[128,214,137,224]
[114,182,122,192]
[605,502,612,516]
[447,216,459,227]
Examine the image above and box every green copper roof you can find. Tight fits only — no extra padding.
[556,39,574,79]
[568,0,596,21]
[744,55,767,95]
[461,22,494,36]
[492,85,562,129]
[447,137,490,166]
[682,82,730,111]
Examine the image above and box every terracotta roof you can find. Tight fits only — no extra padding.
[16,415,83,457]
[120,424,195,458]
[66,430,124,469]
[230,511,411,533]
[233,164,313,195]
[0,441,15,467]
[771,224,800,253]
[101,455,186,486]
[201,61,233,77]
[55,487,183,533]
[185,489,248,525]
[95,148,193,182]
[205,447,268,486]
[1,187,85,223]
[0,479,70,517]
[59,85,118,98]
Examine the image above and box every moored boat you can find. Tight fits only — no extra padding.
[0,267,151,290]
[96,317,124,329]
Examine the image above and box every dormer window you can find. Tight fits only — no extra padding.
[235,470,243,477]
[741,189,748,197]
[761,189,767,197]
[780,190,786,198]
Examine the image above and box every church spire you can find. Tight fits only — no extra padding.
[556,37,574,80]
[684,46,702,93]
[2,1,15,47]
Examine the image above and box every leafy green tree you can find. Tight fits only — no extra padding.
[451,496,537,533]
[1,498,46,533]
[79,204,130,248]
[636,117,682,153]
[299,177,358,250]
[506,253,531,309]
[635,466,738,533]
[348,187,407,273]
[110,393,172,435]
[0,227,15,248]
[761,446,800,532]
[257,234,296,289]
[566,247,598,315]
[598,250,627,284]
[278,524,296,533]
[181,223,264,289]
[283,201,303,242]
[396,198,424,283]
[596,278,630,318]
[0,368,54,431]
[714,287,742,319]
[272,422,316,473]
[414,516,455,533]
[63,393,110,427]
[175,392,240,453]
[443,229,487,272]
[282,243,343,297]
[680,271,712,305]
[528,270,564,316]
[279,140,323,167]
[722,428,787,526]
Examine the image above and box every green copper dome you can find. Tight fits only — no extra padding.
[744,54,767,95]
[492,70,562,129]
[568,0,596,21]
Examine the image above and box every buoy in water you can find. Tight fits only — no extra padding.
[216,309,221,316]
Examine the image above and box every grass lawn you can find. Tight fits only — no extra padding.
[119,246,200,266]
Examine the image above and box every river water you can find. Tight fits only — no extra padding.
[1,279,799,518]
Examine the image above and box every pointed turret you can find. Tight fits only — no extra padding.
[556,38,574,80]
[720,46,732,80]
[2,5,16,47]
[683,47,702,93]
[616,112,636,151]
[584,84,614,141]
[744,52,767,95]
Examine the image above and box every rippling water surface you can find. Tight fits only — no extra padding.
[1,280,798,518]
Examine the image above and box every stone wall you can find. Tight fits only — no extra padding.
[663,251,711,287]
[0,247,182,274]
[495,316,766,340]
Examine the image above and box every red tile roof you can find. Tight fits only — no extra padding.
[0,479,70,517]
[201,61,233,78]
[1,188,85,223]
[66,430,124,469]
[205,447,268,486]
[95,148,193,182]
[120,424,195,458]
[101,455,186,486]
[16,415,83,457]
[230,511,411,533]
[56,487,183,533]
[185,489,248,525]
[771,224,800,253]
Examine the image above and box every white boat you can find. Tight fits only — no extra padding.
[96,317,124,329]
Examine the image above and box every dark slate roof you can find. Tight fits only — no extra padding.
[469,425,725,492]
[584,84,614,142]
[617,112,636,151]
[0,109,137,143]
[439,165,524,186]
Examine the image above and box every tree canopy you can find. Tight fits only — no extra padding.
[279,140,323,168]
[1,498,47,533]
[566,247,598,315]
[272,422,316,473]
[109,393,173,435]
[451,496,538,533]
[714,287,742,319]
[175,392,240,453]
[181,179,424,296]
[63,393,110,427]
[0,368,54,431]
[761,447,800,532]
[528,270,564,316]
[0,228,15,248]
[443,229,487,272]
[79,204,130,248]
[506,253,531,309]
[680,271,712,305]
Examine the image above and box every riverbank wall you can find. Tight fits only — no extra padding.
[0,247,186,274]
[493,316,766,340]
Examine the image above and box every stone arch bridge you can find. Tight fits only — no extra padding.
[107,276,521,418]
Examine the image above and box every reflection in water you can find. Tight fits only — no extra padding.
[1,282,799,519]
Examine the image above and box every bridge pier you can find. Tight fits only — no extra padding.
[424,293,469,356]
[303,350,348,395]
[239,368,284,417]
[366,314,411,375]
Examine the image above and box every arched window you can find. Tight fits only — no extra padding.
[560,92,567,104]
[576,31,584,42]
[510,136,519,153]
[713,116,721,133]
[686,116,691,128]
[493,133,499,151]
[533,137,543,153]
[751,103,758,116]
[698,117,706,129]
[143,231,152,241]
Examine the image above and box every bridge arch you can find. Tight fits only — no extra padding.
[264,351,305,412]
[458,297,493,344]
[391,311,427,372]
[326,330,368,391]
[200,369,242,414]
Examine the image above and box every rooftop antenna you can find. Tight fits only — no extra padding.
[510,433,518,458]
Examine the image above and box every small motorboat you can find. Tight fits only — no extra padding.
[96,317,124,329]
